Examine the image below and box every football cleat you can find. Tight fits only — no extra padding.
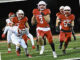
[32,45,35,49]
[40,49,44,55]
[16,51,20,56]
[53,52,57,58]
[26,54,32,58]
[62,50,66,54]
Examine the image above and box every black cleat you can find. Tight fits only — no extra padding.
[59,45,62,49]
[74,36,76,41]
[62,50,66,54]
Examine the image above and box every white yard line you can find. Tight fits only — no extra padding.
[0,52,1,60]
[63,58,80,60]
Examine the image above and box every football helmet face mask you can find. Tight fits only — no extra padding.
[37,1,47,11]
[59,6,64,14]
[64,6,71,15]
[16,10,24,20]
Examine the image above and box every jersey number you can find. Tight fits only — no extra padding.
[39,15,43,24]
[63,20,71,27]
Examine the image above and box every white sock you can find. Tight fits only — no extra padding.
[8,48,11,51]
[27,34,34,46]
[16,46,19,51]
[41,45,44,50]
[53,51,57,58]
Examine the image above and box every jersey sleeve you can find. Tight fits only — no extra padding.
[70,14,75,21]
[56,12,60,17]
[32,9,37,15]
[46,9,51,14]
[42,9,51,15]
[24,17,28,22]
[58,14,63,19]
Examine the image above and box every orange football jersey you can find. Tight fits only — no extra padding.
[12,17,28,29]
[58,14,75,31]
[56,12,62,17]
[32,9,51,27]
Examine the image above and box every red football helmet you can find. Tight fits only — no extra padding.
[8,12,15,17]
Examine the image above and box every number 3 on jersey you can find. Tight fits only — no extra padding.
[39,15,43,24]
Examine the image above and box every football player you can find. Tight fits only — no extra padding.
[31,1,57,58]
[58,6,75,54]
[12,10,35,49]
[2,23,32,57]
[56,6,64,33]
[2,12,15,53]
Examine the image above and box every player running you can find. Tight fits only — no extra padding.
[12,10,35,49]
[57,6,75,54]
[31,1,57,58]
[2,12,15,53]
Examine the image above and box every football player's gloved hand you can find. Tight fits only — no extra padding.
[41,12,45,16]
[67,23,72,27]
[2,34,5,38]
[56,26,60,33]
[32,45,35,49]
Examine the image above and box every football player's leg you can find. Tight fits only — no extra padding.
[22,34,28,45]
[72,29,76,40]
[46,31,57,58]
[43,36,46,45]
[11,34,21,56]
[36,38,39,51]
[26,28,35,48]
[59,31,65,49]
[20,39,32,58]
[7,31,12,53]
[37,30,44,54]
[63,32,72,54]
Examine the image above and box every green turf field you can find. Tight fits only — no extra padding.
[0,35,80,60]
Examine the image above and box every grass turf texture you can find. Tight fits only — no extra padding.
[0,36,80,60]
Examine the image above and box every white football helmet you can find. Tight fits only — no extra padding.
[16,9,24,20]
[64,6,71,15]
[59,6,64,10]
[37,1,47,10]
[59,6,64,14]
[64,6,71,11]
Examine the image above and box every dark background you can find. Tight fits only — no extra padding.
[0,0,79,40]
